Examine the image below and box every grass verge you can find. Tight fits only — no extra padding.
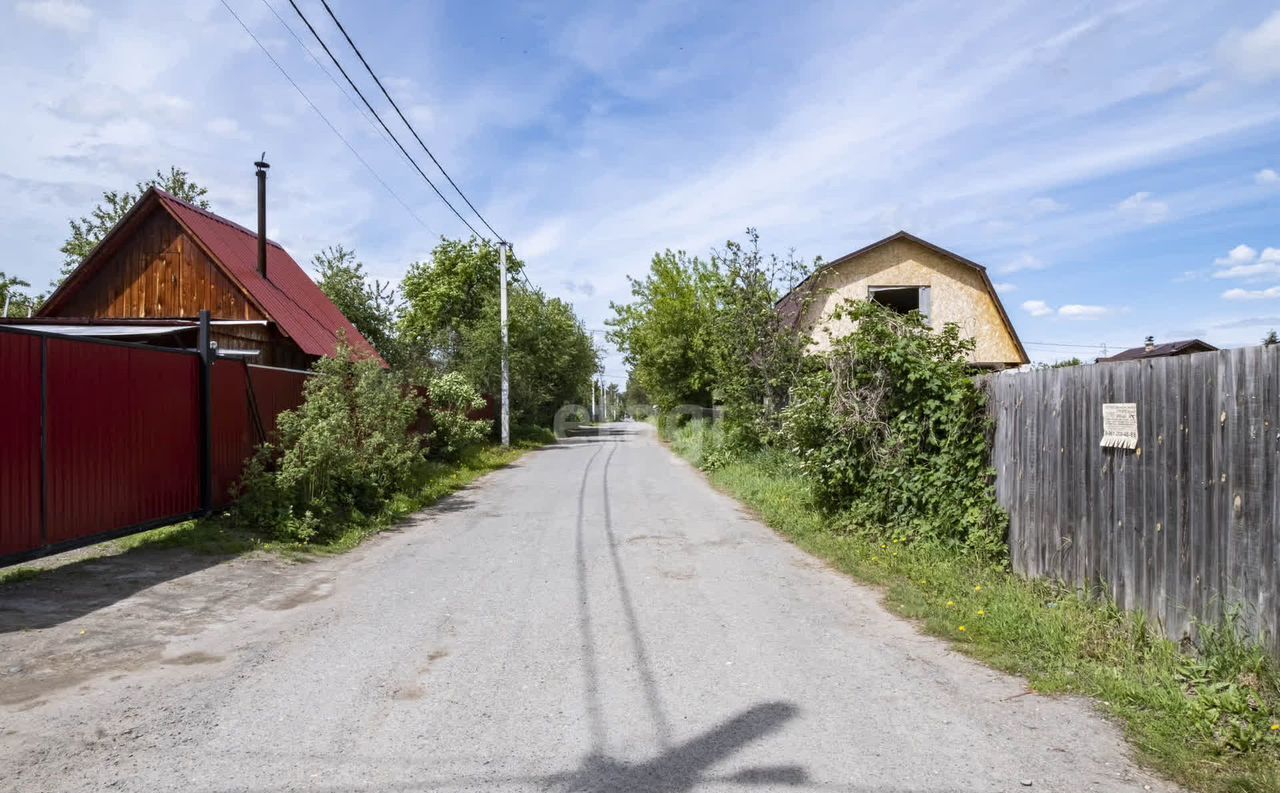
[667,421,1280,793]
[1,438,546,582]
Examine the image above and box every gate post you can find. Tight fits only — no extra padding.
[198,310,213,515]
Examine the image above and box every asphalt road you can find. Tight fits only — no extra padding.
[1,423,1183,792]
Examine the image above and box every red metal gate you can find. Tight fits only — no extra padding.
[0,326,309,564]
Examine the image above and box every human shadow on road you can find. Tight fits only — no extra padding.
[0,547,233,633]
[561,441,810,791]
[545,701,806,792]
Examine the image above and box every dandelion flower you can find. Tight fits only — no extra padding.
[974,585,983,592]
[977,610,986,617]
[946,600,955,608]
[957,626,966,632]
[1272,723,1279,731]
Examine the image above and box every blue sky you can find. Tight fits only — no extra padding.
[2,0,1279,372]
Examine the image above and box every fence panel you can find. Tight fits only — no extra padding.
[44,338,201,545]
[247,364,308,438]
[0,332,43,557]
[211,359,253,510]
[1,327,314,564]
[987,346,1280,656]
[207,362,309,509]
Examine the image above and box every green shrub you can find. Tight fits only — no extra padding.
[234,345,422,542]
[422,371,490,461]
[779,301,1006,557]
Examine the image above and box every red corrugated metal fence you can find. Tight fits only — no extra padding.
[44,339,201,544]
[0,327,310,564]
[209,360,307,509]
[0,332,42,557]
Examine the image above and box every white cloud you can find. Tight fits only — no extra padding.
[1219,10,1280,83]
[998,254,1048,274]
[15,0,91,34]
[992,281,1017,294]
[1223,286,1280,301]
[1211,244,1280,279]
[1216,243,1257,265]
[1116,191,1170,223]
[1214,262,1280,280]
[407,104,435,130]
[1021,300,1054,317]
[1257,168,1280,185]
[1028,196,1066,215]
[1058,304,1112,319]
[205,117,242,139]
[560,278,596,297]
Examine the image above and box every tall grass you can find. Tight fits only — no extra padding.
[670,420,1280,793]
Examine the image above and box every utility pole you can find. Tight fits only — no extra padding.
[499,242,510,447]
[590,377,597,421]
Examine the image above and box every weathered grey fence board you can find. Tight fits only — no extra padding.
[986,346,1280,656]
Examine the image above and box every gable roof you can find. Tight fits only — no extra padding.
[779,230,1028,365]
[1096,338,1218,363]
[41,188,384,364]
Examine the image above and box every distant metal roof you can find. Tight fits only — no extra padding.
[1096,339,1219,362]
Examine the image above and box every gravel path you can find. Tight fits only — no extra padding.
[0,423,1184,792]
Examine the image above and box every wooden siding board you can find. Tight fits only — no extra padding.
[53,211,267,323]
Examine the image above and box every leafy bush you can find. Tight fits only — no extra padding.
[234,345,422,542]
[705,230,812,453]
[779,301,1006,557]
[422,371,490,461]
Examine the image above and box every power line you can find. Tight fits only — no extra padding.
[259,0,392,148]
[218,0,435,236]
[317,0,504,243]
[286,0,486,240]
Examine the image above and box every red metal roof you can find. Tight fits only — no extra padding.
[154,190,385,365]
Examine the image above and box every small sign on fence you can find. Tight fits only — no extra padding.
[1101,402,1138,449]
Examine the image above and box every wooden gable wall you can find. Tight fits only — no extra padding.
[55,209,262,321]
[45,206,314,370]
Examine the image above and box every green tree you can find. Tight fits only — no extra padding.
[1,272,36,317]
[607,250,719,411]
[58,167,210,284]
[705,230,814,450]
[452,285,598,427]
[1263,330,1278,346]
[399,237,524,366]
[604,382,623,421]
[313,245,402,366]
[398,236,594,428]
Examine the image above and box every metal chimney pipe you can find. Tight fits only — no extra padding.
[255,156,270,280]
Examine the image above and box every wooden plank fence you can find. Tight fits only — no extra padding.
[985,345,1278,656]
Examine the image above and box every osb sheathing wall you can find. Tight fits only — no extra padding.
[797,238,1023,367]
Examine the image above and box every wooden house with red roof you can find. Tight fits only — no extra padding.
[34,166,382,369]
